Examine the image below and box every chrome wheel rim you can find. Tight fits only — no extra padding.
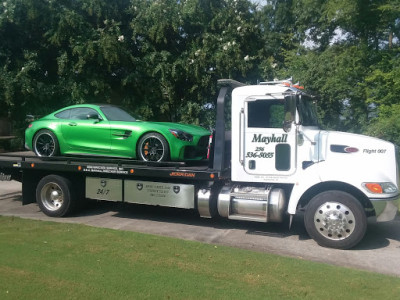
[314,201,356,240]
[140,137,165,161]
[35,133,55,157]
[40,182,64,211]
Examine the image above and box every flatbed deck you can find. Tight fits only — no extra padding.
[0,153,225,182]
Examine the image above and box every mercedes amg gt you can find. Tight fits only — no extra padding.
[25,104,210,162]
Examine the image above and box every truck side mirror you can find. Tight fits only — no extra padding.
[283,95,297,132]
[283,120,292,133]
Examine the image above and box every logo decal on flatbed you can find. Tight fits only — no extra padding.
[169,172,196,178]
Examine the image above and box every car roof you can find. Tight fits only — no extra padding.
[57,104,117,110]
[50,104,106,116]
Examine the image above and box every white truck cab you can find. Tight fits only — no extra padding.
[223,79,399,248]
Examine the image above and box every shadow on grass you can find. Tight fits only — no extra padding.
[0,192,22,201]
[353,216,400,250]
[72,199,310,238]
[72,200,400,250]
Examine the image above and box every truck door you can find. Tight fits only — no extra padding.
[242,96,297,176]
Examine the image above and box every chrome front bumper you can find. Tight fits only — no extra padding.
[370,196,399,222]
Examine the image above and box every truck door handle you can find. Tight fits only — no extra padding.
[68,122,77,126]
[239,108,245,165]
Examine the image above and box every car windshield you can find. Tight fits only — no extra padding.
[100,106,136,122]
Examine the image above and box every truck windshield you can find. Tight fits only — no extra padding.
[298,95,319,127]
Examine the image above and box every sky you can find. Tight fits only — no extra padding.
[250,0,267,6]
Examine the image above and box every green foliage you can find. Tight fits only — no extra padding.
[366,104,400,146]
[365,49,400,107]
[128,0,262,123]
[286,46,371,132]
[0,0,399,144]
[0,0,135,127]
[283,0,400,137]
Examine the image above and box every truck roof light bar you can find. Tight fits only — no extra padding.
[259,78,305,90]
[217,79,246,88]
[259,80,290,85]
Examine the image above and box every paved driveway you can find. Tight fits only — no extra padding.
[1,179,400,277]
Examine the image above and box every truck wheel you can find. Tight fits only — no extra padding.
[33,129,59,157]
[36,175,75,217]
[137,133,169,162]
[304,190,367,249]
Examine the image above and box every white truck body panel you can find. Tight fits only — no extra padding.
[231,83,399,215]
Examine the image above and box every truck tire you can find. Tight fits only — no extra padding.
[137,132,169,162]
[304,190,367,249]
[33,129,60,157]
[36,175,75,217]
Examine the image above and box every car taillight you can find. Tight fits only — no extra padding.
[28,124,33,128]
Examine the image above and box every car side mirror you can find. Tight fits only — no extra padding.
[87,114,102,122]
[283,95,297,132]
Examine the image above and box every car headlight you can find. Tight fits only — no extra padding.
[169,129,193,142]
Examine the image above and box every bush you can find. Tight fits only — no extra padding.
[366,104,400,147]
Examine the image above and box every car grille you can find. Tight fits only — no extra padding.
[197,135,209,147]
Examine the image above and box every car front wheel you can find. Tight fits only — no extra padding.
[137,133,169,162]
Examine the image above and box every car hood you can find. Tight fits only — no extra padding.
[145,122,210,135]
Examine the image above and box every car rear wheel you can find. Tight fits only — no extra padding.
[137,133,169,162]
[33,129,59,157]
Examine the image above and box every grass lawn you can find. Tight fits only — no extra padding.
[0,216,399,299]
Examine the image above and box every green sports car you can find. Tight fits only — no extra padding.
[25,104,210,162]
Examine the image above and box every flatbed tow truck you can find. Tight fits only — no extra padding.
[1,79,399,249]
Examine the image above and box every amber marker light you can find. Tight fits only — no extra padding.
[130,169,134,174]
[30,163,35,168]
[364,183,383,194]
[78,166,82,171]
[363,182,397,194]
[210,173,215,179]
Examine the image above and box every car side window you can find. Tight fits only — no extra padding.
[69,108,99,120]
[55,109,71,119]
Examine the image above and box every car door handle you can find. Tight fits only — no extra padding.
[68,122,77,126]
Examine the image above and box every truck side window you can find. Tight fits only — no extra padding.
[248,100,284,128]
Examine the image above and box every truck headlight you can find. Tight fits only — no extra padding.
[363,182,398,194]
[169,129,193,142]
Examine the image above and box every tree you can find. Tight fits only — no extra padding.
[0,0,135,123]
[1,0,400,145]
[366,104,400,146]
[281,0,400,136]
[129,0,262,125]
